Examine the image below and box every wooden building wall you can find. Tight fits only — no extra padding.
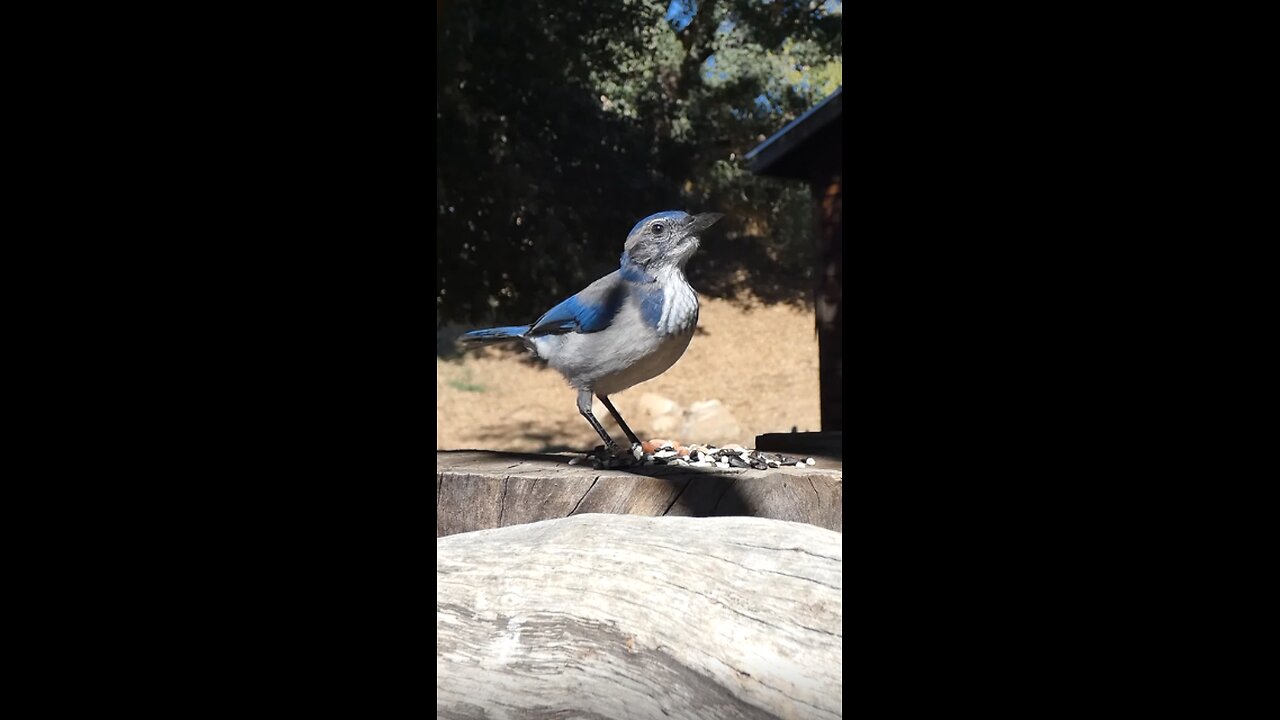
[812,171,842,431]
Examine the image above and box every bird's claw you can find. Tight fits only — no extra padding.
[582,443,640,469]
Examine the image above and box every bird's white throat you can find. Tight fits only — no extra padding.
[654,266,698,336]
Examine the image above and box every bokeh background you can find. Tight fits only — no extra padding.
[436,0,842,451]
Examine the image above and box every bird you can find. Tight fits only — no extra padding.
[458,210,724,456]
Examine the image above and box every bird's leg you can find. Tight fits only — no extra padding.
[597,394,642,449]
[577,389,619,454]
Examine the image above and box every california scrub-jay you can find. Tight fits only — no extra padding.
[459,210,724,455]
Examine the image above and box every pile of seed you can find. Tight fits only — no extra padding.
[569,439,817,470]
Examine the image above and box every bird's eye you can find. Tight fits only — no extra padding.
[652,223,665,235]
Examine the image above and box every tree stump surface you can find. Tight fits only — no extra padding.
[437,514,843,719]
[437,450,843,538]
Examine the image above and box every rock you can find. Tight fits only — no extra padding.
[635,394,684,438]
[680,400,743,447]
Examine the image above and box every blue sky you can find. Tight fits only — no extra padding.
[666,1,839,118]
[668,0,842,29]
[666,0,696,31]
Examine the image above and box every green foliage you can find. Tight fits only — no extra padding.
[437,0,842,326]
[447,370,486,393]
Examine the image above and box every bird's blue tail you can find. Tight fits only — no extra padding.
[458,325,531,348]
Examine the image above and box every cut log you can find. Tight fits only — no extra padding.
[437,450,843,538]
[437,514,843,720]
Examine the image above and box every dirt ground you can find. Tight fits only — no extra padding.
[436,295,822,452]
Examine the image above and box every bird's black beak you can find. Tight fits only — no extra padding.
[685,212,724,233]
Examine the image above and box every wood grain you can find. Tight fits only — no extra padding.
[437,450,843,538]
[437,514,843,719]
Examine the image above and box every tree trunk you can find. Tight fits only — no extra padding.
[437,450,843,538]
[437,514,843,719]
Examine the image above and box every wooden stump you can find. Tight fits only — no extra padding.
[437,450,843,538]
[437,514,843,719]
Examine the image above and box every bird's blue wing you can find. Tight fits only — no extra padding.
[528,272,627,336]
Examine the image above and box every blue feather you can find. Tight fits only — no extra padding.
[619,251,655,283]
[529,287,623,336]
[638,287,663,328]
[459,325,531,346]
[628,210,688,238]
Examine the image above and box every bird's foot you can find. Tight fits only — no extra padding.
[573,444,640,469]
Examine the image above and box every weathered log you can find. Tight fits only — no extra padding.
[437,450,843,538]
[437,514,843,720]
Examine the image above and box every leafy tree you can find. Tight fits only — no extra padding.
[437,0,841,328]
